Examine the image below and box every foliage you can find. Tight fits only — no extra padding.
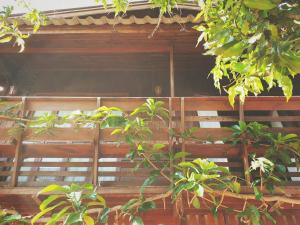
[0,0,46,52]
[2,99,300,225]
[32,183,106,224]
[227,121,300,194]
[0,209,28,225]
[195,0,300,105]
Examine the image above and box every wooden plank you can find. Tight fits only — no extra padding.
[183,97,237,111]
[185,144,241,157]
[170,45,175,97]
[11,97,26,187]
[239,101,251,185]
[244,97,300,110]
[22,161,93,167]
[19,170,90,177]
[192,128,232,139]
[101,127,169,141]
[22,144,93,158]
[245,116,300,122]
[0,144,15,157]
[93,97,100,186]
[23,128,95,141]
[25,97,97,111]
[0,171,12,176]
[185,115,239,122]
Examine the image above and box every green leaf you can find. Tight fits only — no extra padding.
[194,184,204,197]
[232,181,241,193]
[192,197,201,209]
[38,184,68,195]
[131,216,144,225]
[138,201,156,213]
[264,211,276,224]
[0,36,12,43]
[140,170,159,193]
[174,151,191,159]
[46,206,71,225]
[244,0,277,10]
[253,186,263,200]
[40,195,61,211]
[111,128,122,135]
[99,208,110,224]
[215,41,245,57]
[32,202,66,224]
[63,212,82,225]
[178,162,195,168]
[83,215,94,225]
[153,143,165,151]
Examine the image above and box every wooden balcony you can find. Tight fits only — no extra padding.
[1,96,300,187]
[1,96,300,223]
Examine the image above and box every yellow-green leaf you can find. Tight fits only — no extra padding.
[0,36,12,43]
[83,215,94,225]
[192,197,201,209]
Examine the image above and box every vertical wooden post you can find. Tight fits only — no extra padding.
[11,97,26,187]
[169,45,175,97]
[239,100,251,185]
[168,98,174,183]
[180,98,185,161]
[92,97,101,186]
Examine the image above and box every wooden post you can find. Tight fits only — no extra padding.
[169,98,174,183]
[92,97,101,186]
[169,45,175,97]
[239,100,251,185]
[180,97,185,160]
[11,97,26,187]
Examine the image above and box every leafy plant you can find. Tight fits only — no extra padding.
[3,99,300,224]
[0,209,28,225]
[228,121,300,194]
[195,0,300,105]
[32,183,106,225]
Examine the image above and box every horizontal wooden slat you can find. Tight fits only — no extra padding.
[184,97,237,111]
[0,145,15,157]
[0,171,12,176]
[101,127,169,141]
[185,116,239,122]
[26,98,98,111]
[23,128,95,141]
[185,144,241,157]
[22,144,93,157]
[244,97,300,110]
[245,116,300,122]
[0,161,13,167]
[192,128,232,139]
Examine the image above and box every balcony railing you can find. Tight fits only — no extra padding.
[1,96,300,188]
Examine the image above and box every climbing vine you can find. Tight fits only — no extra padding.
[1,99,300,224]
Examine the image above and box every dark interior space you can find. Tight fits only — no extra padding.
[0,52,220,97]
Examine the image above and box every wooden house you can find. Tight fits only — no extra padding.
[0,2,300,224]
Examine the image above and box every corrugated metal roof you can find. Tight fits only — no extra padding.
[16,14,199,26]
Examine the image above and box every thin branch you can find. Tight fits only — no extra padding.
[0,115,30,122]
[140,153,172,183]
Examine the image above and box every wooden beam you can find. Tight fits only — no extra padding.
[11,97,26,187]
[93,97,101,186]
[0,46,171,54]
[239,100,251,185]
[19,24,197,35]
[169,45,175,97]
